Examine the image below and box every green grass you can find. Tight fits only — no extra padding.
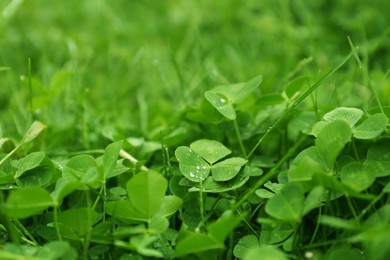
[1,0,390,259]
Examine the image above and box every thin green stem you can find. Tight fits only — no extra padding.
[169,44,185,101]
[157,233,172,260]
[204,197,221,217]
[53,205,63,241]
[92,182,105,211]
[309,207,322,245]
[348,37,384,114]
[292,223,302,252]
[83,190,93,260]
[27,58,33,116]
[233,119,247,157]
[13,219,38,246]
[102,182,107,222]
[0,192,20,245]
[0,145,19,167]
[160,133,172,177]
[351,139,360,161]
[232,135,307,211]
[198,181,204,227]
[345,196,360,224]
[357,191,385,220]
[81,105,90,150]
[164,147,172,176]
[246,50,355,159]
[309,76,319,119]
[92,179,107,222]
[297,236,352,250]
[227,232,234,260]
[83,235,91,260]
[246,127,271,160]
[236,209,259,237]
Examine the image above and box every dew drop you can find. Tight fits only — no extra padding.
[220,98,226,103]
[189,172,195,177]
[196,166,200,170]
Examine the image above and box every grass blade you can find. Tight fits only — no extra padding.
[247,50,355,159]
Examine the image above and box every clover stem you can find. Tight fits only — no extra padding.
[309,207,322,245]
[199,180,205,225]
[233,119,247,157]
[53,205,63,241]
[345,195,360,224]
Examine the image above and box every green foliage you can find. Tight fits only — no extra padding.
[106,171,182,222]
[204,75,262,120]
[233,234,259,258]
[353,113,388,139]
[175,210,244,257]
[265,182,305,222]
[175,139,247,184]
[0,241,77,260]
[244,246,288,260]
[175,146,210,182]
[5,187,54,219]
[1,0,390,259]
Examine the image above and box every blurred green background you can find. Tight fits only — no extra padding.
[1,0,389,153]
